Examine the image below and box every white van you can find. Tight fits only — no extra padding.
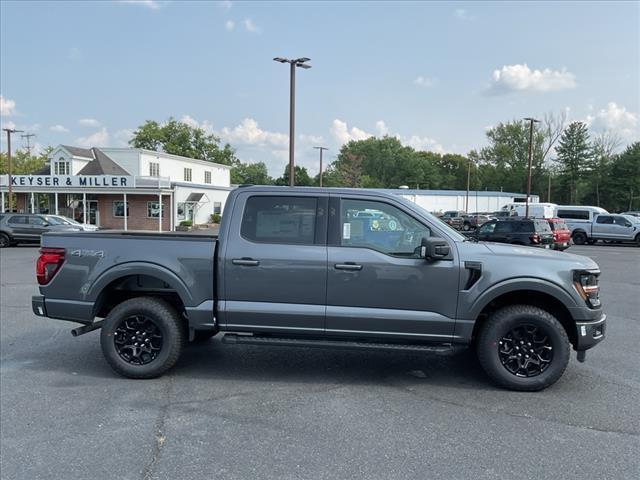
[556,205,609,242]
[501,202,557,218]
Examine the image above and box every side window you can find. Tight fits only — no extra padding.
[478,221,496,234]
[340,199,431,257]
[8,215,27,224]
[596,216,613,224]
[29,216,47,226]
[613,216,629,226]
[494,222,512,233]
[241,196,317,245]
[557,209,590,220]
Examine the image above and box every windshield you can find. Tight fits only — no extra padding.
[622,214,640,224]
[394,196,466,241]
[44,216,67,225]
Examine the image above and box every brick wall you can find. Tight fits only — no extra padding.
[96,194,171,231]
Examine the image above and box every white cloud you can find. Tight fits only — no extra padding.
[225,20,235,31]
[454,9,472,20]
[180,114,216,135]
[405,135,445,153]
[219,118,288,148]
[0,120,16,131]
[243,18,260,33]
[114,129,135,147]
[299,134,324,145]
[79,118,101,127]
[330,119,373,144]
[488,64,576,94]
[0,95,16,116]
[75,128,109,147]
[375,120,389,136]
[50,124,69,133]
[118,0,161,10]
[586,102,638,138]
[413,76,435,88]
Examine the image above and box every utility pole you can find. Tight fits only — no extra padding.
[465,158,471,212]
[313,146,328,187]
[21,133,36,156]
[524,117,540,218]
[3,128,24,213]
[273,57,312,187]
[548,172,552,203]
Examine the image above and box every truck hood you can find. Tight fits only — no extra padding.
[481,242,599,271]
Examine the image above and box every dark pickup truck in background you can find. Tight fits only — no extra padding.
[32,186,606,391]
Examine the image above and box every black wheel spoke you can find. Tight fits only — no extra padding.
[498,323,554,378]
[114,315,163,366]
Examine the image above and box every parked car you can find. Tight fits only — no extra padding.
[439,210,467,229]
[32,186,606,391]
[556,205,609,244]
[476,217,554,248]
[502,202,557,219]
[547,218,571,251]
[557,210,639,246]
[45,215,99,231]
[0,213,83,248]
[461,214,491,231]
[620,211,640,218]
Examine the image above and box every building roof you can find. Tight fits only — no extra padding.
[31,163,51,175]
[76,148,130,175]
[60,145,94,158]
[99,147,233,170]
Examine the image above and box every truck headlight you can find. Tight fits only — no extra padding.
[573,270,600,308]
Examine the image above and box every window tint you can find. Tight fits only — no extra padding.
[613,216,629,226]
[557,209,590,220]
[29,216,47,226]
[241,196,317,244]
[494,222,513,233]
[8,215,27,224]
[596,215,613,224]
[534,220,551,232]
[478,221,496,234]
[340,199,431,257]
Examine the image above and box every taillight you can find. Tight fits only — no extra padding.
[530,234,540,244]
[36,248,65,285]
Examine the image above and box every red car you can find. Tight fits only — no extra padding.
[547,218,571,250]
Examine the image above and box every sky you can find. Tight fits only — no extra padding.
[1,0,638,176]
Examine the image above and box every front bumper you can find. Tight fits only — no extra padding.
[574,314,606,351]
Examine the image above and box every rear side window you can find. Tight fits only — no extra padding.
[8,215,27,224]
[534,220,551,232]
[596,216,613,224]
[516,222,535,233]
[557,209,590,220]
[494,222,513,233]
[241,196,317,245]
[29,216,47,226]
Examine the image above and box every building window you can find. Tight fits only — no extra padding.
[54,158,70,175]
[214,202,222,214]
[204,171,212,184]
[113,201,129,217]
[149,162,160,177]
[177,202,186,220]
[184,168,192,182]
[147,201,164,218]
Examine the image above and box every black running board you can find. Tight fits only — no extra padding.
[222,333,454,354]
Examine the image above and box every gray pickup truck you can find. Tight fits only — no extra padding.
[32,186,606,391]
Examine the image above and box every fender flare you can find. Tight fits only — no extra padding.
[85,261,194,307]
[465,277,579,320]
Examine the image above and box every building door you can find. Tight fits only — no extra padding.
[88,200,99,226]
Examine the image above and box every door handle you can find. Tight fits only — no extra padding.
[232,258,260,266]
[334,263,363,271]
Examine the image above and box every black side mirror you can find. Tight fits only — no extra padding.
[420,237,450,260]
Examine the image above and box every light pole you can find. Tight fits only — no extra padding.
[273,57,312,187]
[313,146,328,187]
[3,128,24,213]
[465,157,472,212]
[524,117,540,218]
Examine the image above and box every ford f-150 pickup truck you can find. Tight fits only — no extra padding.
[32,186,606,391]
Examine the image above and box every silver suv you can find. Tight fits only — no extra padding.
[0,213,82,248]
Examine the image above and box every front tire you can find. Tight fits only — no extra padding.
[572,231,587,245]
[0,233,10,248]
[477,305,570,391]
[100,297,185,379]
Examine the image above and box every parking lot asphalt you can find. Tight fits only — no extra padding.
[1,244,639,480]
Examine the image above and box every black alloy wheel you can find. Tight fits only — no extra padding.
[113,315,163,365]
[498,324,553,377]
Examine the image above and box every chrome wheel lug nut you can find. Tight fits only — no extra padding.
[520,341,524,344]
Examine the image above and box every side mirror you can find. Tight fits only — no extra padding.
[420,237,450,260]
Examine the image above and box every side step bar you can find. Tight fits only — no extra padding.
[222,333,454,354]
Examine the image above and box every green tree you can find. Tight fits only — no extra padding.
[276,165,313,186]
[230,161,273,185]
[555,122,593,203]
[603,142,640,211]
[0,148,51,174]
[129,118,237,165]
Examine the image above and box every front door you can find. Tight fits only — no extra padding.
[326,196,459,342]
[221,192,328,335]
[88,200,99,226]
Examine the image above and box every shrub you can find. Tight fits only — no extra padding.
[210,213,221,224]
[179,220,193,227]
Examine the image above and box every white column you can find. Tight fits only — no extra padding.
[31,192,35,213]
[1,192,4,212]
[55,193,59,215]
[123,193,128,231]
[83,193,87,224]
[158,193,162,232]
[170,192,174,231]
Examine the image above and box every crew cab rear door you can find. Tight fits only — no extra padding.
[220,192,328,335]
[325,195,458,341]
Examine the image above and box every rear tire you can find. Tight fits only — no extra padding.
[477,305,570,391]
[0,233,10,248]
[635,233,640,246]
[572,231,587,245]
[100,297,185,379]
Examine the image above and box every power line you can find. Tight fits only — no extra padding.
[21,133,36,156]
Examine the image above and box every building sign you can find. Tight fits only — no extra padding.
[9,175,133,188]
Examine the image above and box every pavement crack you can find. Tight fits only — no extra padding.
[141,377,173,480]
